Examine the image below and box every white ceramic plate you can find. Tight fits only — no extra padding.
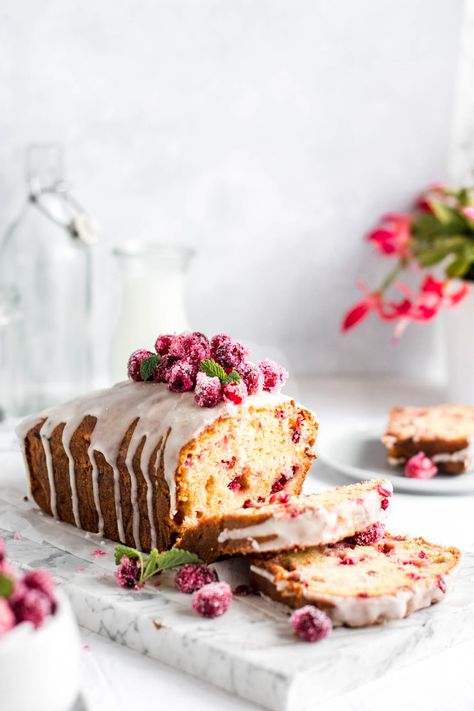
[318,421,474,495]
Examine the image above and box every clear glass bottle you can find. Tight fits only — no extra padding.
[0,144,97,415]
[111,242,194,382]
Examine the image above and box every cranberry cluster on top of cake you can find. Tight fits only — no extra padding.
[127,332,288,408]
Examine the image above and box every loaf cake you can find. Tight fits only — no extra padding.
[383,404,474,474]
[16,332,318,552]
[178,479,393,562]
[250,534,461,627]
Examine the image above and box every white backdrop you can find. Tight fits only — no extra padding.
[0,0,469,379]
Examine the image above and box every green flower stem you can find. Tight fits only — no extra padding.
[377,259,409,296]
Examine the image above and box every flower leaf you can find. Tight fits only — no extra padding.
[429,200,465,228]
[446,256,471,278]
[140,354,160,382]
[0,573,14,599]
[199,359,228,381]
[114,544,144,566]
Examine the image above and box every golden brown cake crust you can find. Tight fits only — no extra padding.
[383,405,474,474]
[250,534,461,626]
[20,387,318,553]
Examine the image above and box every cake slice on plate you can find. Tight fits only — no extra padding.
[250,534,460,627]
[177,479,393,562]
[383,404,474,474]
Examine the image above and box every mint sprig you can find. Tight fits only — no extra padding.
[0,572,14,599]
[199,359,241,384]
[140,354,160,381]
[115,545,200,585]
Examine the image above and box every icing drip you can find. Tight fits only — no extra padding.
[16,381,293,546]
[217,482,392,552]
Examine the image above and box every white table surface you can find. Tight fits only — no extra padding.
[3,376,473,711]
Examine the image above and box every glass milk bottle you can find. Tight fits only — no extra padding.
[0,144,97,415]
[111,243,194,382]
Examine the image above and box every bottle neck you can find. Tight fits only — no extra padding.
[26,143,64,196]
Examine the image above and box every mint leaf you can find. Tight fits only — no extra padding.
[0,573,14,598]
[223,369,241,384]
[199,359,227,381]
[140,354,160,382]
[155,548,201,571]
[143,548,159,581]
[114,544,144,566]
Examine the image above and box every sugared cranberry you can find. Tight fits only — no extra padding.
[269,492,290,504]
[175,564,218,594]
[152,354,178,383]
[223,380,248,405]
[168,332,191,358]
[127,349,154,382]
[290,605,332,643]
[194,372,223,407]
[0,598,15,637]
[258,359,288,393]
[154,334,175,356]
[381,498,390,511]
[184,332,210,363]
[192,581,233,618]
[167,359,196,393]
[114,556,143,590]
[405,452,438,479]
[211,334,250,369]
[377,483,393,498]
[238,361,264,396]
[347,523,385,546]
[10,585,53,628]
[23,569,55,600]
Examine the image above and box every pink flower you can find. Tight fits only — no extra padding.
[415,183,450,213]
[341,285,381,332]
[367,214,411,257]
[462,206,474,221]
[405,452,438,479]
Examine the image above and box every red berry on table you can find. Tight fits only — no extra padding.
[290,605,332,642]
[175,564,218,594]
[9,585,53,629]
[192,582,233,618]
[405,452,438,479]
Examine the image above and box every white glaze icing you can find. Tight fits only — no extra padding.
[218,480,393,552]
[16,381,294,546]
[250,559,460,627]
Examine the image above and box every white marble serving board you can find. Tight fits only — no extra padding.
[2,465,474,711]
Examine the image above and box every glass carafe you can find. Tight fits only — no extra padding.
[111,242,194,382]
[0,144,97,415]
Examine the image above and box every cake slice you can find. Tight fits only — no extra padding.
[250,534,460,627]
[177,479,393,562]
[383,404,474,474]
